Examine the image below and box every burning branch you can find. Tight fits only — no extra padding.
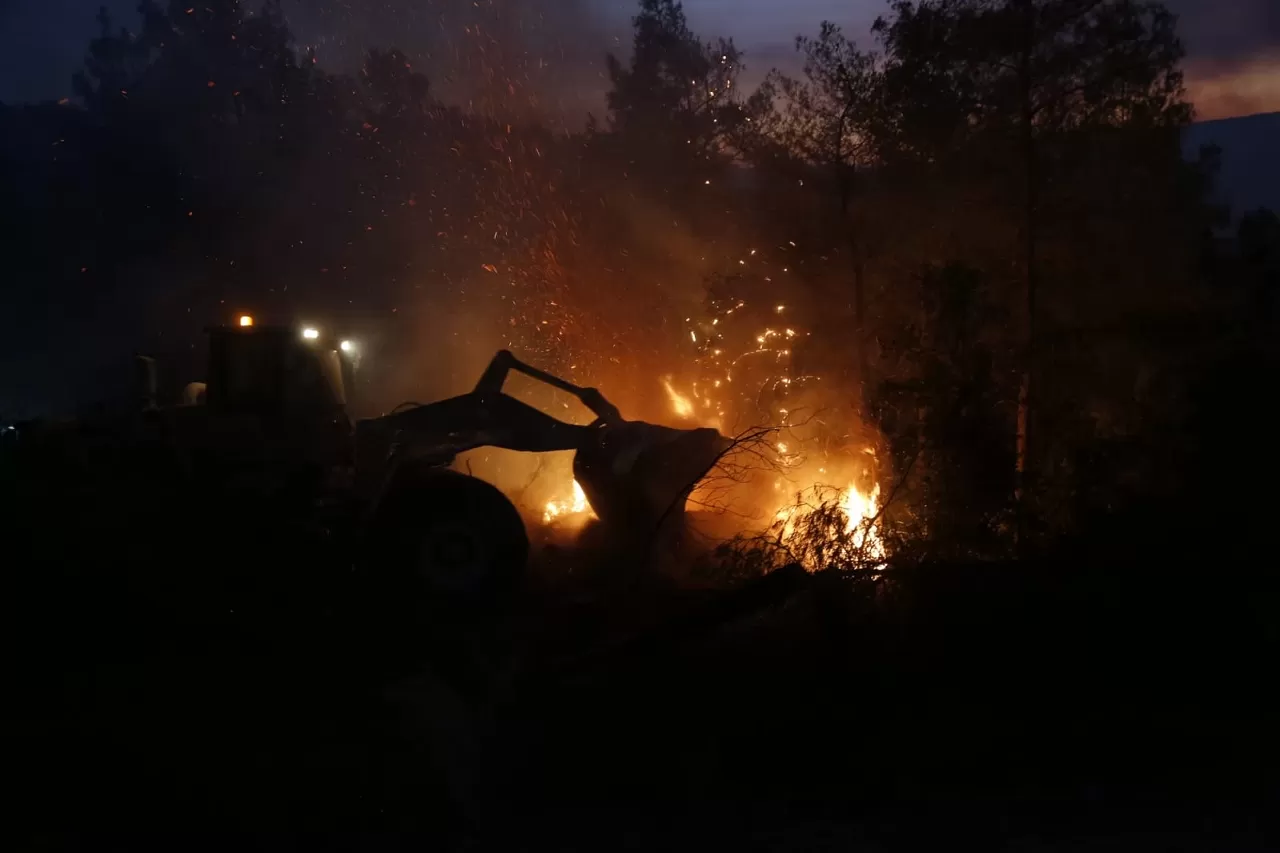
[649,424,782,549]
[686,424,787,515]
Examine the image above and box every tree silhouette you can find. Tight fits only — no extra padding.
[1238,207,1280,327]
[757,23,884,408]
[67,1,327,300]
[361,49,431,123]
[874,263,1016,558]
[605,0,748,179]
[872,0,1193,542]
[0,0,1251,556]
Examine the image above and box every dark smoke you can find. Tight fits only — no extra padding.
[1165,0,1280,63]
[285,0,622,125]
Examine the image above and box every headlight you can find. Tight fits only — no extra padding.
[302,327,320,341]
[340,340,356,354]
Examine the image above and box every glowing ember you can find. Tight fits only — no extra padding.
[661,253,889,564]
[543,480,595,525]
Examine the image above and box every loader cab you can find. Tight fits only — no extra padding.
[205,323,349,420]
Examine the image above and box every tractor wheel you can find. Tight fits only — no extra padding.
[369,467,529,601]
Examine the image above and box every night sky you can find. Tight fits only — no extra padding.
[1,0,1277,120]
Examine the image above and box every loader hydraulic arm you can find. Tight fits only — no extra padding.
[354,349,730,537]
[361,351,618,464]
[472,350,622,425]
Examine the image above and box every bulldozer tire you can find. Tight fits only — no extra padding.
[369,467,529,601]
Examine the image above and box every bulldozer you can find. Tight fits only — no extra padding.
[21,319,730,601]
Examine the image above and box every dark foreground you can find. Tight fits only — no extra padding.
[6,473,1278,851]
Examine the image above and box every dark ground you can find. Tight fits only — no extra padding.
[4,439,1278,851]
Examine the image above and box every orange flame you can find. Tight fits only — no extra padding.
[543,480,595,525]
[662,376,696,419]
[773,481,885,564]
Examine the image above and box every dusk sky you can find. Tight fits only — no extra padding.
[1,0,1277,119]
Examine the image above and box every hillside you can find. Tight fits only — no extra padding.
[1184,111,1280,221]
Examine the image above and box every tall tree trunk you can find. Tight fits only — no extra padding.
[840,168,869,413]
[1015,0,1038,548]
[850,227,869,413]
[833,99,869,415]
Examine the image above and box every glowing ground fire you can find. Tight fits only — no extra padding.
[527,246,886,565]
[664,365,887,562]
[773,481,886,563]
[660,260,888,564]
[543,480,595,525]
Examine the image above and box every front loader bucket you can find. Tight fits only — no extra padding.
[573,421,731,541]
